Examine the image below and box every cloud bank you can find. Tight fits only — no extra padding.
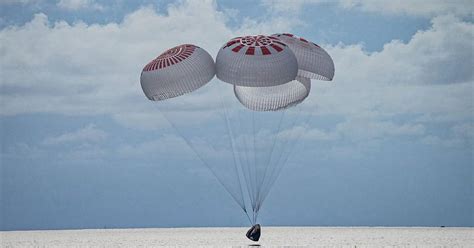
[0,0,472,153]
[262,0,474,17]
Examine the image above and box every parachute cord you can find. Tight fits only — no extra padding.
[252,210,255,225]
[219,92,247,215]
[260,107,305,201]
[251,110,258,211]
[259,107,313,207]
[244,209,253,224]
[236,106,256,212]
[257,105,306,211]
[156,105,246,212]
[254,210,259,224]
[252,209,257,225]
[255,110,285,209]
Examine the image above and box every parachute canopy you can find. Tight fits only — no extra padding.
[272,33,335,81]
[234,76,311,111]
[140,44,215,101]
[216,35,298,87]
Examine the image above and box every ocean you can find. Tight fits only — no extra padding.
[1,227,472,247]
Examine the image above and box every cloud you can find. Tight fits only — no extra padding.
[420,135,463,147]
[262,0,474,17]
[1,142,46,160]
[277,125,337,141]
[451,123,474,140]
[302,14,473,130]
[42,124,107,145]
[339,0,473,17]
[0,0,38,5]
[421,122,474,147]
[56,0,103,10]
[278,119,425,142]
[327,15,473,86]
[261,0,327,14]
[0,0,472,154]
[421,135,448,146]
[0,0,303,130]
[115,134,190,159]
[335,119,426,142]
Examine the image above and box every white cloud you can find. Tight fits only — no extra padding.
[0,0,302,130]
[420,135,463,147]
[302,14,473,129]
[339,0,473,17]
[42,124,107,145]
[57,0,103,10]
[278,119,425,143]
[335,119,425,142]
[261,0,328,14]
[262,0,474,17]
[115,134,189,159]
[0,0,472,153]
[326,15,473,86]
[278,125,338,141]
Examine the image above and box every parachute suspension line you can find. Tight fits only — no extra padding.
[219,94,245,201]
[254,207,260,224]
[252,209,255,225]
[243,108,257,214]
[255,110,285,211]
[156,106,246,212]
[254,111,293,212]
[243,209,253,225]
[218,93,251,221]
[256,105,306,212]
[253,209,257,225]
[259,107,313,207]
[236,107,256,214]
[251,110,258,212]
[263,107,305,196]
[235,112,257,224]
[260,114,311,207]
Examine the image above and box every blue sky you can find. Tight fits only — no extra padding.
[1,0,473,230]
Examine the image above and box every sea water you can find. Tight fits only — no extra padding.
[2,227,472,247]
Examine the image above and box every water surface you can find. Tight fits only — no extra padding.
[2,227,472,247]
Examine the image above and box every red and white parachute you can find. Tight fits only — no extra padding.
[272,33,335,81]
[139,33,334,225]
[141,44,215,101]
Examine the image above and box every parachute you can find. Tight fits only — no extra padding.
[141,44,215,100]
[139,34,334,239]
[234,76,311,111]
[216,35,297,87]
[272,33,335,80]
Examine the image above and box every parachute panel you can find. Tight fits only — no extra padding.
[234,76,311,111]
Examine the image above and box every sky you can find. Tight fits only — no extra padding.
[0,0,473,231]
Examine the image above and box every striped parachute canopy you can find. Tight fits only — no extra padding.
[140,44,215,101]
[272,33,335,81]
[216,35,298,87]
[216,35,311,111]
